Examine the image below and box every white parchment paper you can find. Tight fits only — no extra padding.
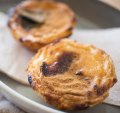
[0,13,35,85]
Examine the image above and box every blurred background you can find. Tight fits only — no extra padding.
[1,0,120,29]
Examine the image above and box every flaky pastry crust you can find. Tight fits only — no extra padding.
[27,39,117,110]
[8,0,76,51]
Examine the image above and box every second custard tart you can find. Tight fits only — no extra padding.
[27,39,117,110]
[8,0,76,51]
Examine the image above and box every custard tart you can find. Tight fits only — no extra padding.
[8,0,76,51]
[27,39,117,110]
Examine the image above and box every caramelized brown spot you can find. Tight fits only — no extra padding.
[41,52,74,76]
[94,85,107,96]
[75,69,83,75]
[19,37,24,42]
[7,22,11,28]
[28,75,32,85]
[19,16,40,30]
[67,26,73,31]
[113,78,117,84]
[94,85,100,95]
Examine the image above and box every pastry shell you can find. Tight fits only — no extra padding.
[27,39,117,110]
[8,0,76,51]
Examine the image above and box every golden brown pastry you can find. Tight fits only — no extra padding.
[27,39,117,110]
[8,0,76,51]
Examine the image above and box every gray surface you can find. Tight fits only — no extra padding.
[0,0,120,113]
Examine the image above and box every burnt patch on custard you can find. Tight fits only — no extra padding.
[75,70,91,84]
[41,52,74,76]
[7,22,11,28]
[19,37,31,43]
[94,85,107,96]
[19,37,24,43]
[94,85,101,96]
[28,75,32,85]
[64,33,72,39]
[19,15,40,30]
[113,78,117,84]
[75,69,83,76]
